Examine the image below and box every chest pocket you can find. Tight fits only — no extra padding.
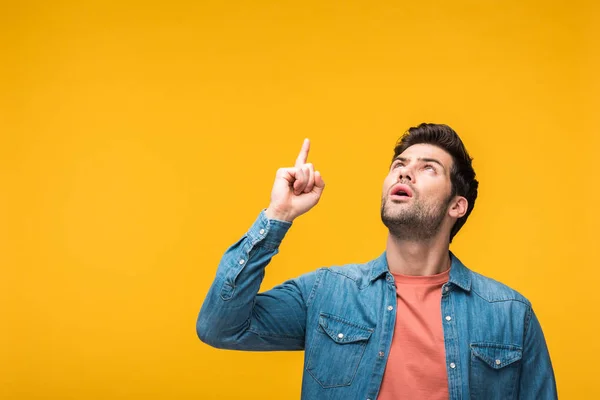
[306,313,374,388]
[469,343,523,400]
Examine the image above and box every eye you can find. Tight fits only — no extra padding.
[424,164,436,172]
[392,161,404,169]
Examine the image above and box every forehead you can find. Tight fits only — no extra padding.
[396,143,453,169]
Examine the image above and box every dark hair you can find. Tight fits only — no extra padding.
[392,123,479,242]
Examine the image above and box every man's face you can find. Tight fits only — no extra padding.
[381,143,455,240]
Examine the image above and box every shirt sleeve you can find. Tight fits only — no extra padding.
[517,307,558,399]
[196,210,320,351]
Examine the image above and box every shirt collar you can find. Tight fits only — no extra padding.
[369,250,472,292]
[368,252,389,282]
[448,251,472,292]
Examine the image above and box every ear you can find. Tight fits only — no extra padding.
[448,196,468,219]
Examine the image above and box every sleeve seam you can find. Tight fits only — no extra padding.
[306,268,324,308]
[523,305,533,341]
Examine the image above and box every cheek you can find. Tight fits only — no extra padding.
[383,176,394,191]
[420,179,450,200]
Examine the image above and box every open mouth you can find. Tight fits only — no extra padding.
[390,184,414,199]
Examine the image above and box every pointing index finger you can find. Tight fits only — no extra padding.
[295,138,310,167]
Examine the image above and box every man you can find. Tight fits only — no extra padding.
[197,123,557,399]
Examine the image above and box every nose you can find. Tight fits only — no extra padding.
[397,166,413,183]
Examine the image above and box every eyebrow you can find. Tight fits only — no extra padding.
[393,156,446,172]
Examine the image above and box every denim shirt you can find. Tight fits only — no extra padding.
[197,211,558,399]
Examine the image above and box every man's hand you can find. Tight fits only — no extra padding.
[265,139,325,222]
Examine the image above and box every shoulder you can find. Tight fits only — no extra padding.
[316,258,379,289]
[323,261,371,279]
[469,270,531,306]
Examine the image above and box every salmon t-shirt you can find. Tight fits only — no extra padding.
[377,268,450,400]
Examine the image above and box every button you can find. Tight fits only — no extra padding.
[445,316,452,321]
[387,306,394,311]
[450,362,456,369]
[387,275,393,282]
[239,259,245,265]
[378,351,385,357]
[443,286,449,292]
[337,333,344,339]
[495,359,501,365]
[259,229,265,235]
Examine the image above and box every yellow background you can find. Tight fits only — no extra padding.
[1,0,598,399]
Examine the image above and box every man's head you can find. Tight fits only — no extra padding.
[381,123,478,243]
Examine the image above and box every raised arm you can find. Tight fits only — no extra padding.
[196,139,325,351]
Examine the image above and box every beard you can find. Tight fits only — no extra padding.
[380,192,452,241]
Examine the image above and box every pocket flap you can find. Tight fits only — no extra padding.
[470,343,523,369]
[318,313,373,344]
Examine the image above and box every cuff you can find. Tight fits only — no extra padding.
[246,209,293,249]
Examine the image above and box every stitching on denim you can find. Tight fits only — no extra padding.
[246,326,305,339]
[324,268,359,283]
[471,342,522,350]
[346,340,368,387]
[470,343,523,368]
[523,306,533,342]
[471,288,531,306]
[219,283,235,301]
[306,268,324,308]
[306,365,353,389]
[515,309,532,399]
[473,353,522,369]
[305,335,368,389]
[469,352,521,398]
[320,312,375,332]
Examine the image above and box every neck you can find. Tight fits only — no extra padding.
[385,232,451,276]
